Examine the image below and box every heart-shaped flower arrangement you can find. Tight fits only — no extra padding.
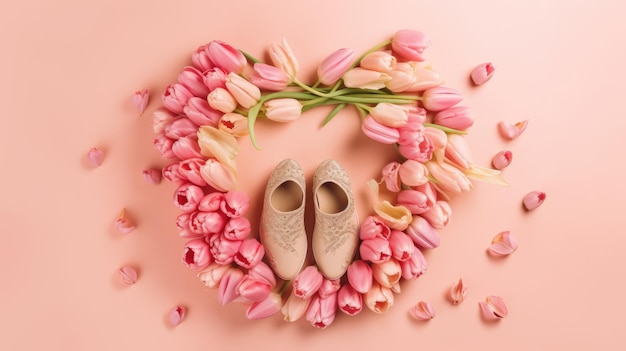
[150,29,506,328]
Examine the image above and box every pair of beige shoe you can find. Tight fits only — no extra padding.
[260,159,359,280]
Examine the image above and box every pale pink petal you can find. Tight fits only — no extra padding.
[470,62,495,86]
[492,150,513,170]
[488,231,519,257]
[115,209,136,234]
[523,191,546,211]
[131,89,150,115]
[169,305,187,326]
[119,266,137,285]
[87,147,104,168]
[410,301,435,321]
[449,278,467,304]
[142,169,162,185]
[479,295,508,321]
[498,120,528,140]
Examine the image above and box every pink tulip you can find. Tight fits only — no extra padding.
[471,62,496,86]
[397,113,426,145]
[235,238,265,269]
[498,120,529,140]
[523,191,546,211]
[191,44,213,72]
[317,48,356,85]
[162,162,182,182]
[223,216,251,241]
[198,192,225,212]
[400,248,427,280]
[172,136,203,160]
[249,63,289,91]
[359,237,392,264]
[359,50,396,72]
[445,134,474,170]
[361,115,400,144]
[421,86,463,112]
[488,231,519,257]
[269,38,299,80]
[182,238,212,271]
[198,263,230,288]
[142,169,162,185]
[119,266,138,285]
[425,162,471,194]
[281,291,312,322]
[179,229,202,239]
[405,105,428,127]
[492,150,513,170]
[164,117,197,140]
[208,234,242,265]
[398,136,433,162]
[246,292,282,320]
[372,259,402,288]
[406,215,440,249]
[388,230,415,262]
[152,109,175,134]
[207,87,237,113]
[347,260,373,294]
[381,162,401,192]
[370,103,409,128]
[178,66,210,97]
[410,301,435,321]
[305,293,338,329]
[398,159,429,187]
[479,295,508,321]
[189,211,226,235]
[449,278,467,304]
[175,210,191,229]
[391,29,430,61]
[337,284,362,316]
[225,72,261,109]
[293,266,324,299]
[385,62,418,92]
[200,158,237,192]
[373,199,413,231]
[217,267,245,305]
[207,40,246,74]
[408,62,443,92]
[184,97,221,127]
[173,183,204,212]
[343,68,391,90]
[360,216,391,240]
[236,275,271,302]
[162,83,193,114]
[202,67,227,91]
[87,147,104,167]
[364,282,394,314]
[422,200,452,228]
[153,134,176,159]
[131,89,149,115]
[177,158,207,186]
[221,191,250,218]
[318,279,341,299]
[169,306,187,326]
[248,262,277,288]
[434,106,474,130]
[263,98,302,122]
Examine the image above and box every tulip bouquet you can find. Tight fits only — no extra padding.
[151,29,506,328]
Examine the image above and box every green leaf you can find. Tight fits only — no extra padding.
[322,103,346,127]
[247,102,263,150]
[424,123,468,135]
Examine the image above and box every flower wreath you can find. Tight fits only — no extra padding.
[151,29,506,328]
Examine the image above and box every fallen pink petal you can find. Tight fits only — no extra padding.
[142,169,162,185]
[410,301,435,321]
[498,120,528,140]
[488,231,519,257]
[115,209,136,234]
[87,147,104,168]
[523,191,546,211]
[470,62,495,86]
[492,150,513,170]
[131,89,150,115]
[169,305,187,326]
[119,266,138,285]
[479,295,508,321]
[449,278,467,304]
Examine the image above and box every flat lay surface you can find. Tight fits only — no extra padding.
[2,0,625,350]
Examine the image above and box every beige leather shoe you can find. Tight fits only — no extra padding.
[312,160,359,280]
[259,159,307,280]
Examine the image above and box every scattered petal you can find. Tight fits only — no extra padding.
[498,120,528,140]
[523,191,546,211]
[87,147,104,168]
[492,150,512,170]
[169,305,187,326]
[470,62,495,86]
[449,278,467,304]
[488,231,518,257]
[115,208,136,234]
[479,295,508,321]
[142,169,162,185]
[410,301,435,321]
[131,89,150,115]
[119,266,137,285]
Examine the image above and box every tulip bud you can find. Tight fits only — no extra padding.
[249,63,289,91]
[343,68,391,90]
[523,191,546,211]
[492,150,513,170]
[406,215,440,249]
[385,62,417,92]
[184,97,222,127]
[218,267,245,305]
[203,67,227,91]
[263,98,302,122]
[337,284,363,316]
[359,215,391,240]
[471,62,496,86]
[359,50,396,72]
[235,238,265,269]
[398,159,429,187]
[305,293,338,329]
[191,44,213,72]
[225,72,261,109]
[372,259,403,288]
[317,48,356,85]
[169,306,187,326]
[209,234,242,265]
[364,282,394,314]
[347,260,373,294]
[434,106,474,130]
[397,190,431,215]
[131,89,149,115]
[221,190,250,218]
[445,134,474,170]
[152,109,175,134]
[218,113,249,137]
[223,216,252,241]
[207,40,246,74]
[421,86,463,112]
[162,83,193,114]
[422,200,452,228]
[173,183,204,212]
[391,29,430,61]
[172,136,204,160]
[400,248,427,279]
[182,238,212,271]
[269,38,299,80]
[370,103,409,128]
[178,66,210,97]
[87,147,104,168]
[361,115,400,144]
[293,266,324,299]
[359,237,392,264]
[164,117,197,140]
[207,87,237,113]
[281,291,312,322]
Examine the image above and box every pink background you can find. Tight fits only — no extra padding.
[2,0,624,349]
